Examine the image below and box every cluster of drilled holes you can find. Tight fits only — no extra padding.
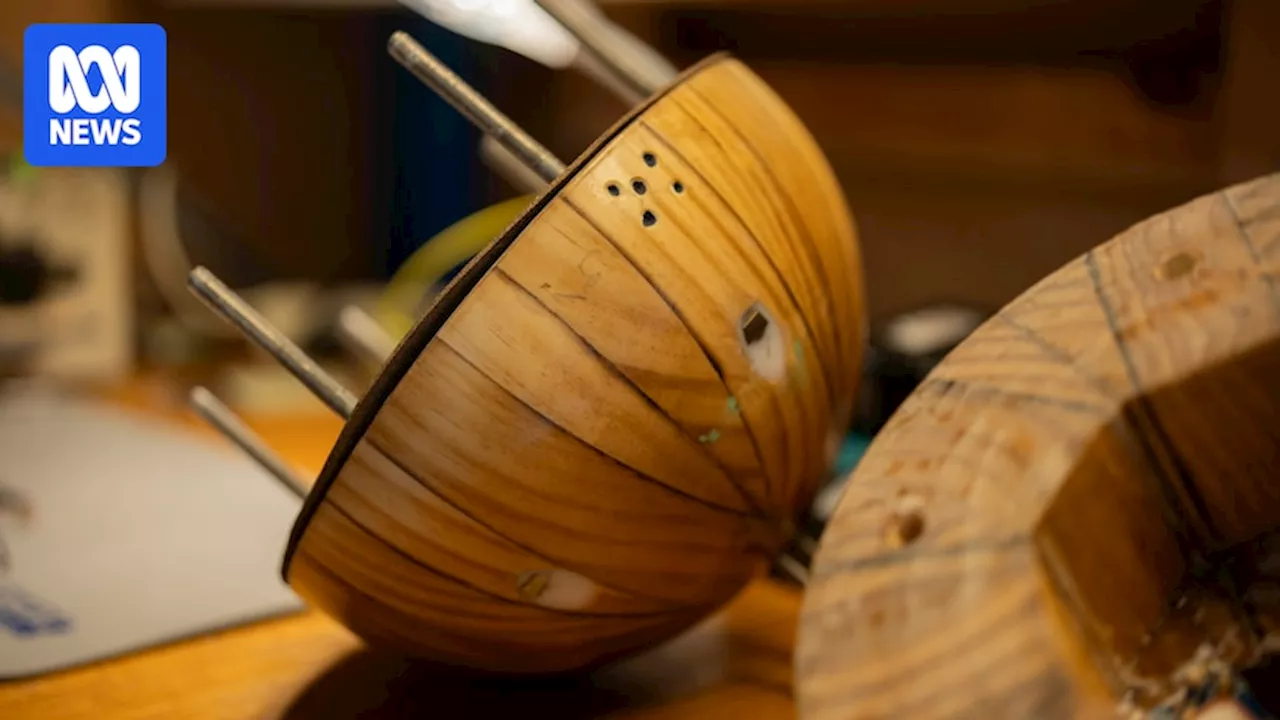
[602,152,684,227]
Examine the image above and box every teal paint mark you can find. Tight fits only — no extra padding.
[833,433,872,479]
[725,397,740,416]
[699,429,721,444]
[789,341,808,387]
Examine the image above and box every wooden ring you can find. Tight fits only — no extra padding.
[798,173,1280,718]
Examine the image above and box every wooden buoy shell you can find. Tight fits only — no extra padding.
[797,172,1280,718]
[284,53,866,673]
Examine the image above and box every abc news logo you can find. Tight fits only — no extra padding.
[47,44,143,147]
[23,24,167,168]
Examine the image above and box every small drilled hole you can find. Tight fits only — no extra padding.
[642,210,657,227]
[1157,251,1198,281]
[672,181,684,194]
[606,183,621,197]
[887,511,925,546]
[884,493,926,548]
[643,152,657,167]
[632,179,647,195]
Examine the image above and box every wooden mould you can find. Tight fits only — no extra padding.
[798,172,1280,719]
[189,31,865,674]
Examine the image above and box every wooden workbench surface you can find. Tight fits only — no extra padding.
[0,377,800,720]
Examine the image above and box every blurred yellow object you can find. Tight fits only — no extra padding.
[374,195,533,339]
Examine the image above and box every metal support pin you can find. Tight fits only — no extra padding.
[774,551,809,586]
[533,0,677,99]
[336,305,396,367]
[479,136,551,196]
[187,266,357,419]
[795,533,819,559]
[188,386,311,501]
[388,32,565,185]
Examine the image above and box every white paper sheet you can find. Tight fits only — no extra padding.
[0,385,305,679]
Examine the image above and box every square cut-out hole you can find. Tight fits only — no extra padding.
[742,308,770,345]
[739,303,787,383]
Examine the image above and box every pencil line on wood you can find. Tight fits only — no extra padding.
[812,533,1031,578]
[1221,189,1280,317]
[920,376,1111,416]
[562,194,785,502]
[665,90,847,399]
[1085,250,1219,548]
[682,83,851,395]
[491,266,770,518]
[360,432,701,606]
[435,334,757,519]
[625,174,816,505]
[324,495,690,618]
[995,312,1117,398]
[639,119,839,415]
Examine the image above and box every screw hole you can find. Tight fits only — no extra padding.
[887,510,925,546]
[642,210,657,227]
[884,494,926,548]
[643,152,657,167]
[632,179,647,195]
[672,181,684,194]
[606,183,620,197]
[1157,251,1199,281]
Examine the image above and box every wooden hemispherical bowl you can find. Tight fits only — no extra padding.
[797,172,1280,719]
[285,53,866,674]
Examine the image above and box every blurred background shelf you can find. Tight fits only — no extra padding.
[1,0,1275,333]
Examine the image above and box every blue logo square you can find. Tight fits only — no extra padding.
[23,23,167,167]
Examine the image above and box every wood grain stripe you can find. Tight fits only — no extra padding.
[492,266,767,516]
[561,194,791,510]
[635,120,834,509]
[665,87,844,408]
[640,112,839,413]
[327,440,688,613]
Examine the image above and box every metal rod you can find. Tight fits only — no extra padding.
[569,49,646,107]
[774,551,809,586]
[795,533,819,559]
[188,386,310,500]
[388,31,565,184]
[479,136,550,196]
[187,266,357,419]
[336,305,396,366]
[534,0,676,99]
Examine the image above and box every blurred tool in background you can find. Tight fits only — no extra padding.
[0,157,134,385]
